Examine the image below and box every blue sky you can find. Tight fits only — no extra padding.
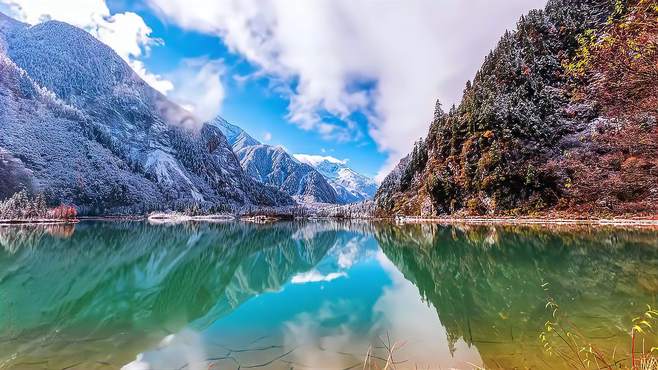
[111,0,386,177]
[0,0,546,180]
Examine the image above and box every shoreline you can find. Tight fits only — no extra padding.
[146,213,235,225]
[391,216,658,227]
[1,215,657,228]
[0,219,79,226]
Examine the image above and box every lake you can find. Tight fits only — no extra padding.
[0,221,657,369]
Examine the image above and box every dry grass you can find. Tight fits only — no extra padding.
[362,333,408,370]
[540,283,658,369]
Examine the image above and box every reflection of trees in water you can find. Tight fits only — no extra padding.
[375,224,658,369]
[0,221,344,369]
[0,224,76,253]
[3,221,657,369]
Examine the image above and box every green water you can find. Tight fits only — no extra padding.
[0,221,656,369]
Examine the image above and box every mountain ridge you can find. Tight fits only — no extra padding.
[294,154,378,204]
[212,118,341,204]
[0,12,293,214]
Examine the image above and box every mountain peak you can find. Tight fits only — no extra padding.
[210,117,340,203]
[0,11,26,52]
[210,116,261,152]
[293,154,347,167]
[294,154,377,203]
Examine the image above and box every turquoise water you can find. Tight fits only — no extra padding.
[0,221,657,369]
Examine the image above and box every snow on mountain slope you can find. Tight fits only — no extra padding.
[294,155,378,204]
[214,117,260,152]
[0,12,24,53]
[0,12,292,213]
[211,118,339,204]
[0,52,164,213]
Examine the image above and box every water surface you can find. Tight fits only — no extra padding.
[0,221,656,369]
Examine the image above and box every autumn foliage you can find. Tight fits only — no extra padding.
[376,0,657,217]
[48,205,78,220]
[570,0,657,118]
[550,121,658,215]
[556,0,658,215]
[0,191,78,221]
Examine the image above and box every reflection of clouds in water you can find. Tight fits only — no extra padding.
[281,300,368,368]
[290,234,369,285]
[333,234,380,268]
[120,231,482,369]
[291,270,347,284]
[122,329,206,370]
[337,237,359,268]
[372,251,484,368]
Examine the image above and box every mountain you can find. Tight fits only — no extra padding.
[212,118,339,203]
[0,12,292,214]
[376,0,657,217]
[294,154,378,203]
[214,116,260,152]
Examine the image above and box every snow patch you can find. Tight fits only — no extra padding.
[294,154,347,167]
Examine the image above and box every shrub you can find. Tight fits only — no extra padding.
[49,205,77,220]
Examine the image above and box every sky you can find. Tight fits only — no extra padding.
[0,0,546,180]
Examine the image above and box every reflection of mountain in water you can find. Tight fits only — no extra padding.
[0,221,341,369]
[4,221,658,369]
[376,224,658,369]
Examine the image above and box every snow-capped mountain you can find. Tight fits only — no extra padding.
[212,118,339,204]
[215,118,260,152]
[0,12,292,213]
[294,155,378,203]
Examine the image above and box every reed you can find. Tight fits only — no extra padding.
[540,282,658,369]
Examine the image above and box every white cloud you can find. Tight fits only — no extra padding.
[167,58,226,121]
[146,0,546,178]
[1,0,174,95]
[262,131,272,142]
[130,59,174,95]
[293,154,347,167]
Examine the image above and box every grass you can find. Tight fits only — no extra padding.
[540,282,658,369]
[362,333,408,370]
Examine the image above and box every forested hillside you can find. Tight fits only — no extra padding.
[376,0,657,217]
[0,13,292,215]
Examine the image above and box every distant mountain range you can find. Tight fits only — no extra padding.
[294,154,378,204]
[0,12,292,214]
[214,119,377,204]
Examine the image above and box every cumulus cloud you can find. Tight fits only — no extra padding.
[1,0,174,94]
[167,58,226,121]
[146,0,546,178]
[293,154,347,167]
[262,132,272,142]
